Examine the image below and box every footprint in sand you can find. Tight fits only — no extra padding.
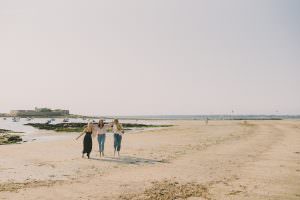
[37,162,56,168]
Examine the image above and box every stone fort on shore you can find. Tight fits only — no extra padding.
[10,107,69,117]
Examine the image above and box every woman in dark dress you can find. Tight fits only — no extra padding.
[76,122,94,159]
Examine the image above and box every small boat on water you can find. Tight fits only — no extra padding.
[46,120,52,125]
[26,117,32,121]
[63,118,69,123]
[3,117,6,120]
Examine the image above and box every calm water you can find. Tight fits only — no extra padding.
[112,115,300,120]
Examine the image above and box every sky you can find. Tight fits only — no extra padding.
[0,0,299,116]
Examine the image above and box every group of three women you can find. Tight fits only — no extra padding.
[76,119,124,159]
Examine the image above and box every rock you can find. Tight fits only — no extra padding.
[0,134,22,145]
[0,129,10,133]
[7,135,22,142]
[24,122,173,132]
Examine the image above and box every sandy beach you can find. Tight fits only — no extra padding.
[0,120,299,200]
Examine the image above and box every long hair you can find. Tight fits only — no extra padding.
[85,122,93,132]
[98,120,104,128]
[114,119,122,131]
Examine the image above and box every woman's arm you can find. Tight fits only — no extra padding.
[120,124,125,134]
[75,132,84,140]
[76,128,86,140]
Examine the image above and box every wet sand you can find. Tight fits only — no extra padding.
[0,120,299,200]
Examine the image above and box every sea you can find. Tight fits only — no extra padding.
[111,115,300,120]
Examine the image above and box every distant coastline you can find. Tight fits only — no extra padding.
[1,109,300,121]
[0,107,90,119]
[103,115,300,121]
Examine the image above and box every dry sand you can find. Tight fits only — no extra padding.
[0,120,299,200]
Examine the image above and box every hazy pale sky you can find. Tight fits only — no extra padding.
[0,0,299,116]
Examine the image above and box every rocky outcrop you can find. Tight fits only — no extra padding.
[0,134,22,145]
[25,123,172,132]
[0,129,10,133]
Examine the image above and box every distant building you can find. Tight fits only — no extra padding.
[10,107,69,117]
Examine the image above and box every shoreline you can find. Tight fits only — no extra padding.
[2,115,300,121]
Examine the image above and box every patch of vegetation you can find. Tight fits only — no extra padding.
[0,132,22,145]
[25,123,173,133]
[0,180,63,192]
[119,180,210,200]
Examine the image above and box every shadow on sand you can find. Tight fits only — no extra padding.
[90,156,167,165]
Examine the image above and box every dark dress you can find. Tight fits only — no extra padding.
[83,132,92,158]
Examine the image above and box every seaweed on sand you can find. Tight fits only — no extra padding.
[25,123,173,132]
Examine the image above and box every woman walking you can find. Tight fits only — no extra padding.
[76,122,94,159]
[113,119,124,157]
[95,119,112,157]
